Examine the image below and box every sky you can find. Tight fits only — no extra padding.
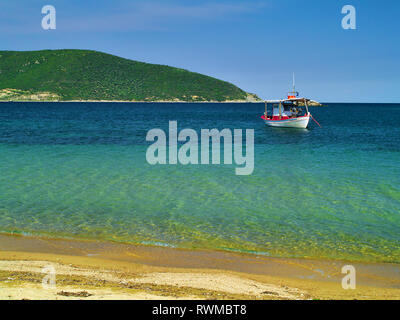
[1,0,400,102]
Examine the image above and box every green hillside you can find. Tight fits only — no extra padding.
[0,49,259,102]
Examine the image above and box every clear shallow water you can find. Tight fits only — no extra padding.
[0,102,399,263]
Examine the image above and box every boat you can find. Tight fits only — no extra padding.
[261,75,320,129]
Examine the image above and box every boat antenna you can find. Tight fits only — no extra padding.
[293,73,295,94]
[287,73,298,99]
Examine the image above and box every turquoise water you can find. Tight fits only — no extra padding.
[0,102,399,263]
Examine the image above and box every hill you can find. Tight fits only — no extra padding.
[0,50,260,102]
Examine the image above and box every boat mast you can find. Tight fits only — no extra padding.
[293,73,295,95]
[287,73,297,99]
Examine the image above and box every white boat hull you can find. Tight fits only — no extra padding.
[263,115,310,129]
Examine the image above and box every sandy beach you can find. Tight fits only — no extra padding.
[0,234,399,300]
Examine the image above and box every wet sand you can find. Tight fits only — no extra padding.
[0,234,399,300]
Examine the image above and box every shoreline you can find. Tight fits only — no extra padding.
[0,100,262,103]
[1,234,399,300]
[2,231,398,265]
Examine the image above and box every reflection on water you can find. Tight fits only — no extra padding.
[262,126,310,144]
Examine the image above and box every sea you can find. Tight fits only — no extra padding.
[0,102,399,263]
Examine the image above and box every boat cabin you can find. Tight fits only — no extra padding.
[263,98,310,121]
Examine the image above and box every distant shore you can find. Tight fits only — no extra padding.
[0,100,262,103]
[0,99,325,105]
[1,234,399,300]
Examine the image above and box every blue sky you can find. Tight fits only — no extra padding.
[1,0,399,102]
